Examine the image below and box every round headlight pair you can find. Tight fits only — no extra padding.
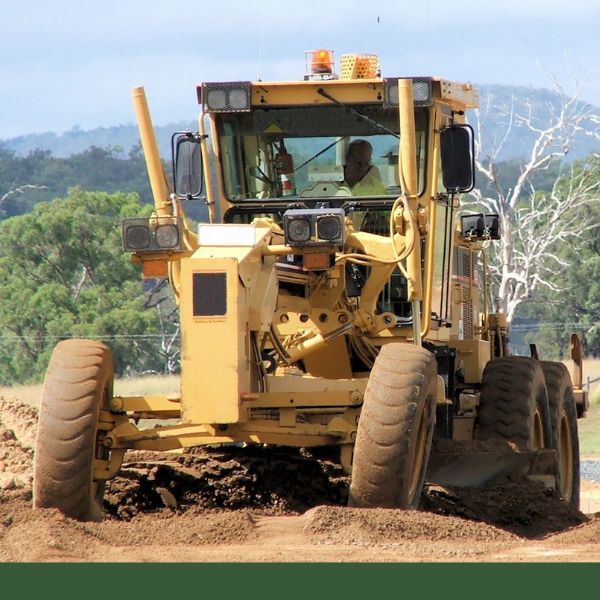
[206,88,249,111]
[124,223,179,250]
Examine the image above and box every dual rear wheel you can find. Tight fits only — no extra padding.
[476,356,579,507]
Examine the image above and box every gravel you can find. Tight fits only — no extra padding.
[581,460,600,482]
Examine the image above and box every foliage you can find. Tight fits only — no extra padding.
[508,156,600,358]
[0,189,177,383]
[0,145,153,218]
[0,143,210,222]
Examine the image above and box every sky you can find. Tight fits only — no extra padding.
[0,0,598,139]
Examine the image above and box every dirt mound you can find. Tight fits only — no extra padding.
[547,514,600,544]
[104,447,587,540]
[104,446,349,520]
[304,505,517,544]
[421,478,586,538]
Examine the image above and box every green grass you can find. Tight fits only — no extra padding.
[578,403,600,456]
[564,358,600,456]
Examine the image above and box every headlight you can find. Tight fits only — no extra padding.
[286,218,311,243]
[229,88,250,110]
[283,208,345,248]
[122,218,183,252]
[199,81,252,113]
[156,224,180,249]
[316,215,342,242]
[124,225,151,250]
[205,89,227,111]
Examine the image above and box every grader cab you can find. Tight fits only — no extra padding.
[33,51,586,520]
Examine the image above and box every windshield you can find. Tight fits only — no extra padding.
[216,105,428,202]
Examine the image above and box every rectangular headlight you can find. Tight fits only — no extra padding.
[460,213,500,241]
[198,81,252,112]
[383,77,433,107]
[122,217,183,252]
[283,208,345,248]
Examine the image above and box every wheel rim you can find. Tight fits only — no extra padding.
[559,408,574,501]
[533,406,544,449]
[408,400,429,501]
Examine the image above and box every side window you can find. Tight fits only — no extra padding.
[431,199,453,322]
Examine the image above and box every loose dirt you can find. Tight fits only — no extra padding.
[0,396,598,562]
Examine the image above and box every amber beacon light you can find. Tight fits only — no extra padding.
[305,49,334,76]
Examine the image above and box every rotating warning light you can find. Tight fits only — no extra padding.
[305,49,334,79]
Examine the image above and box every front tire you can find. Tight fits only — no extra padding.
[349,343,437,509]
[540,361,580,508]
[34,339,114,521]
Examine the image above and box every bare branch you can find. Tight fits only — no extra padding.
[468,77,600,324]
[0,184,47,209]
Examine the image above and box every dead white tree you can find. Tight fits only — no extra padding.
[0,184,47,213]
[467,79,600,323]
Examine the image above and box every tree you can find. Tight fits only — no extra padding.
[467,81,600,324]
[511,182,600,359]
[0,189,176,383]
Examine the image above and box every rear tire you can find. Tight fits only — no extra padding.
[349,343,437,509]
[540,361,580,508]
[476,357,552,450]
[33,339,114,521]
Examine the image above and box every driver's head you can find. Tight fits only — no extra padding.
[344,139,373,186]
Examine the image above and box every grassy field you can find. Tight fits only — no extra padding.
[1,365,599,456]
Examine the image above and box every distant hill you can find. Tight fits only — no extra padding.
[0,121,195,160]
[475,84,600,161]
[1,84,598,161]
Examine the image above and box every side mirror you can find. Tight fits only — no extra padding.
[440,125,475,193]
[172,132,204,199]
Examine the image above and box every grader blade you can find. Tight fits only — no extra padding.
[426,448,556,489]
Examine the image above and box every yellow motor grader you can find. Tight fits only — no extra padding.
[33,51,587,520]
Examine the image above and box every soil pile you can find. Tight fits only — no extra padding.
[104,446,349,520]
[0,398,36,492]
[422,480,586,538]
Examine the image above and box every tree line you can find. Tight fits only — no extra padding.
[0,145,152,218]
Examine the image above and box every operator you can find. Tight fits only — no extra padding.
[343,139,387,196]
